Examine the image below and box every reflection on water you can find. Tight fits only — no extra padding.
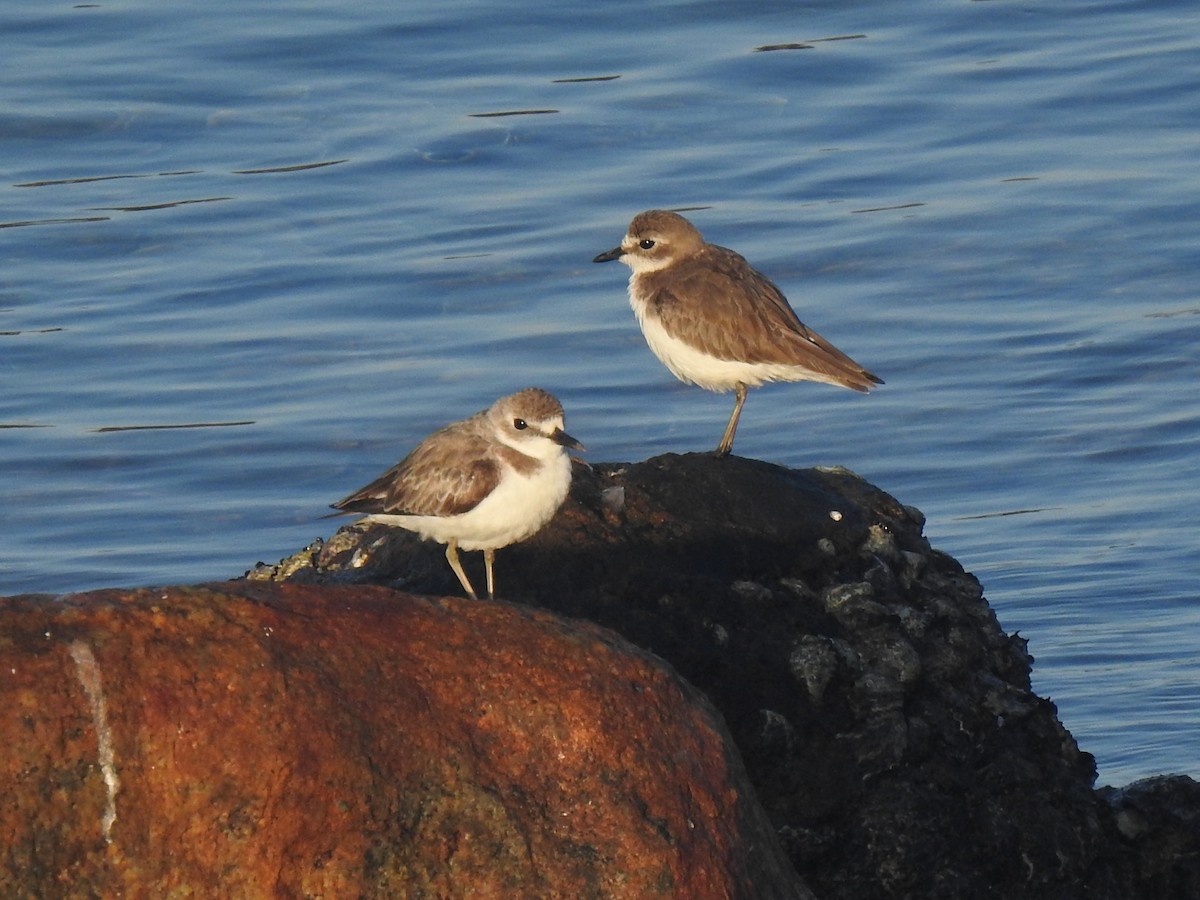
[2,0,1198,786]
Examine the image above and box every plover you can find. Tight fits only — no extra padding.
[594,209,882,457]
[330,388,583,600]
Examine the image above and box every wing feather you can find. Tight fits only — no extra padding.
[643,245,881,389]
[333,420,502,517]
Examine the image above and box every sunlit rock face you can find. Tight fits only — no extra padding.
[0,581,808,898]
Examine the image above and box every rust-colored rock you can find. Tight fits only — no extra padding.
[0,582,809,898]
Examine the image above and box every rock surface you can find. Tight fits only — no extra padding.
[0,582,808,898]
[250,452,1199,899]
[1099,775,1200,898]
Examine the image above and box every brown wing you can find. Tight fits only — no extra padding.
[645,244,882,390]
[332,422,501,517]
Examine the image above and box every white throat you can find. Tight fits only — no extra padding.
[622,252,673,275]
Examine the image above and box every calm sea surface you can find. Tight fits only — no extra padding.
[3,0,1198,787]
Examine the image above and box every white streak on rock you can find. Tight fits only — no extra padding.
[68,640,119,844]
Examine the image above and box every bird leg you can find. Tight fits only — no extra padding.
[444,539,478,599]
[484,548,496,600]
[716,383,748,458]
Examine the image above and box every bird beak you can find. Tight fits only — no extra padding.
[592,246,623,263]
[551,427,585,452]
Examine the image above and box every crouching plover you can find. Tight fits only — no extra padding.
[594,210,882,457]
[331,388,584,600]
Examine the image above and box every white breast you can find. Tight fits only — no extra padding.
[366,452,572,551]
[630,286,832,393]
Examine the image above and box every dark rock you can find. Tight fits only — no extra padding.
[249,451,1198,899]
[1099,776,1200,897]
[0,583,809,898]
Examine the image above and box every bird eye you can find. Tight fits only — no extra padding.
[639,239,656,250]
[513,418,528,430]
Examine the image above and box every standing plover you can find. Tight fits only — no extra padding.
[331,388,583,599]
[594,209,881,457]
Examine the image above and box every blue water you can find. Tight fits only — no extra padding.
[3,0,1198,787]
